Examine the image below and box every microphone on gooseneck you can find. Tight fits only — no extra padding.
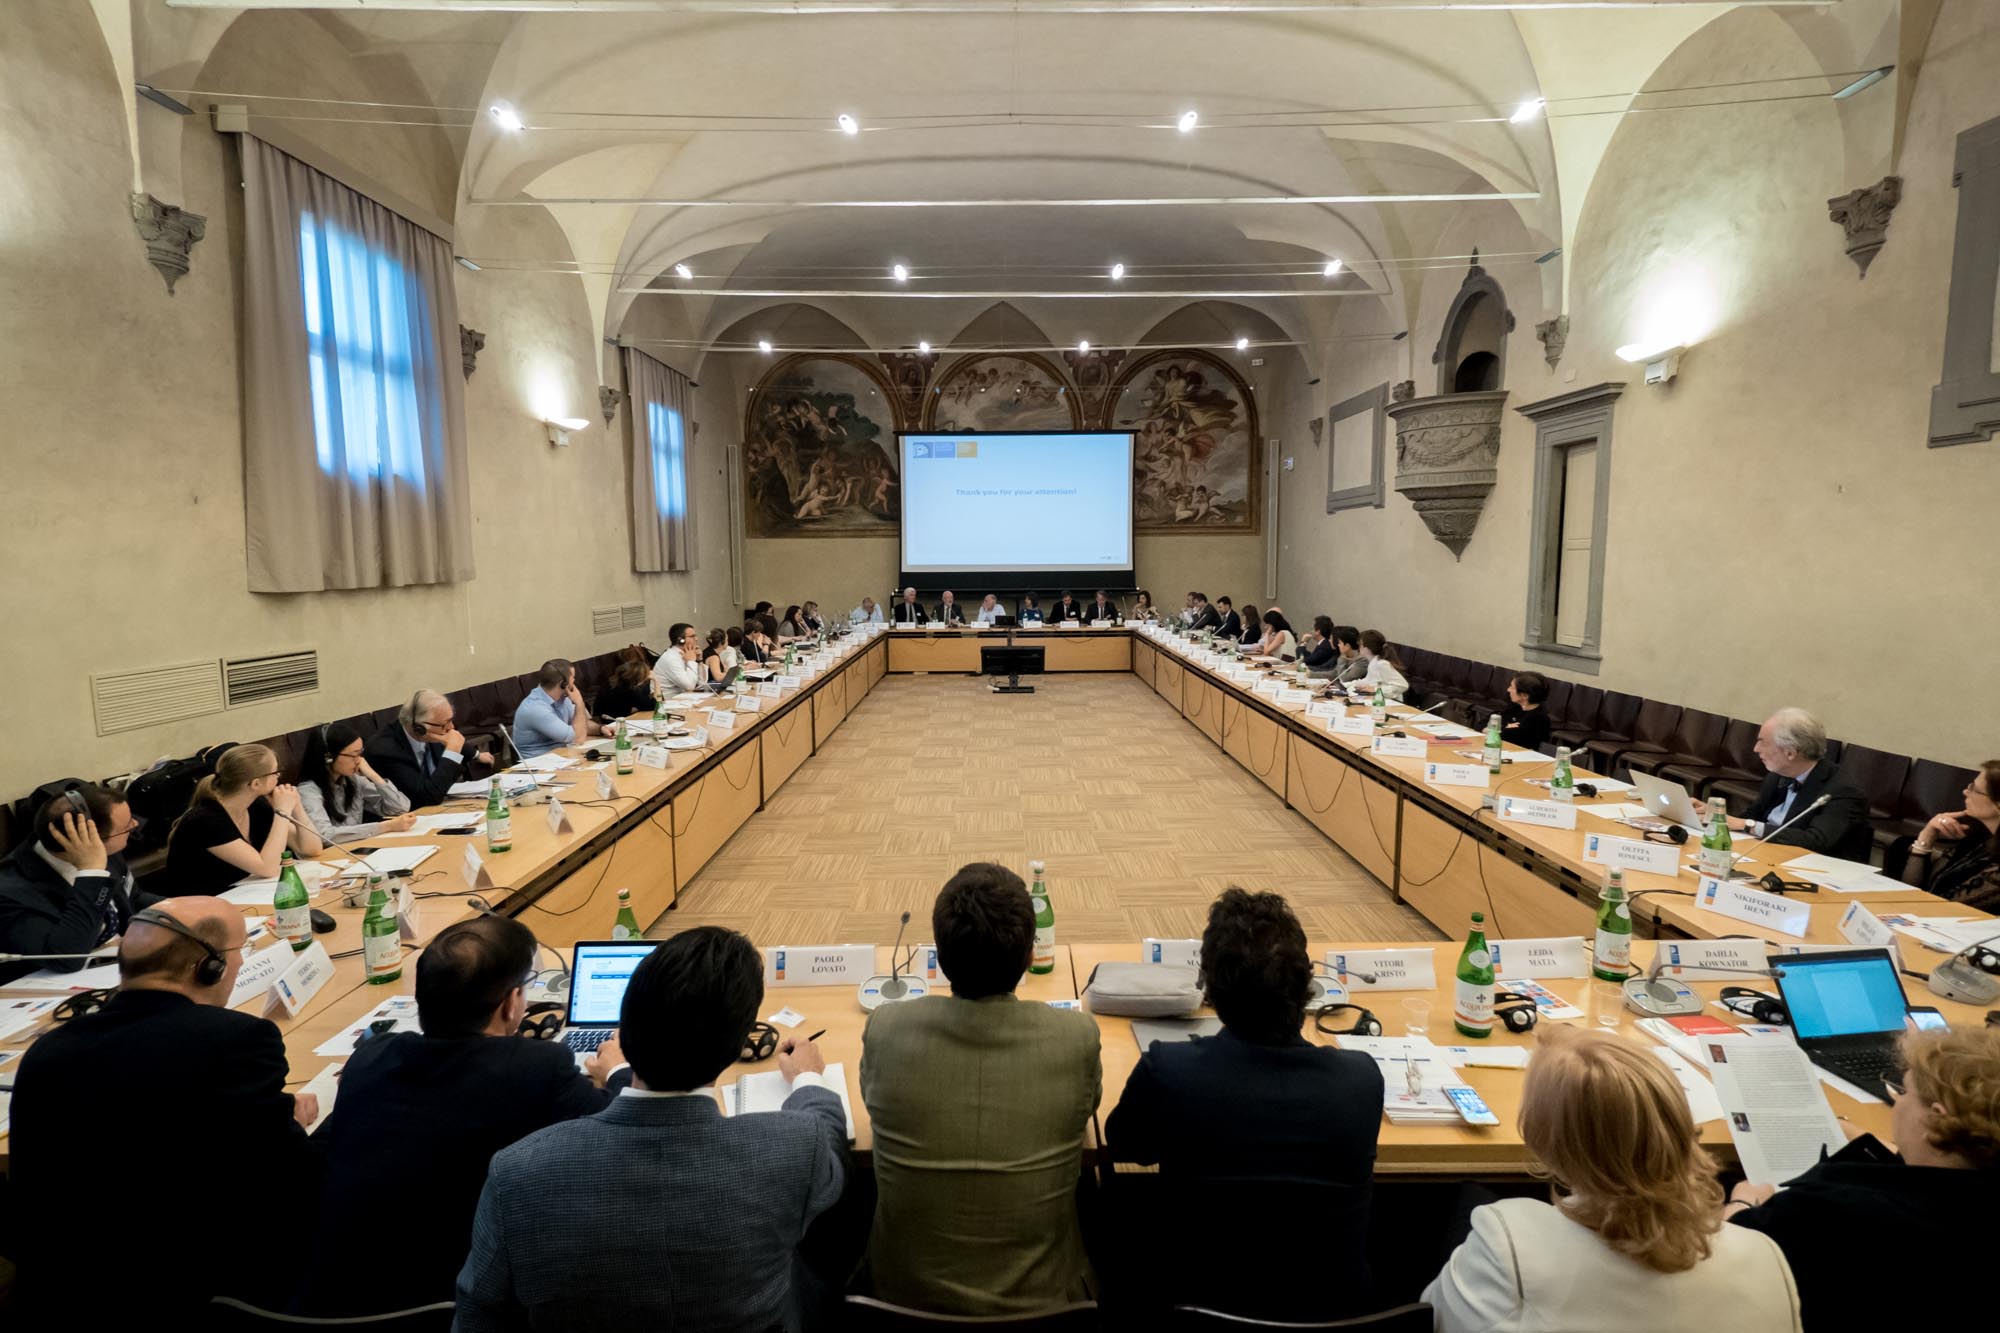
[880,911,913,1000]
[1736,794,1829,857]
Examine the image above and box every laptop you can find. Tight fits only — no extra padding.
[1770,948,1911,1101]
[1631,771,1706,830]
[704,665,742,694]
[559,940,663,1054]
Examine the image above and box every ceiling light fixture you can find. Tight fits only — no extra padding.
[454,256,482,272]
[1235,336,1249,350]
[918,340,931,354]
[1323,258,1343,277]
[1078,340,1091,353]
[673,262,693,279]
[1110,262,1125,281]
[1832,66,1893,100]
[891,263,909,282]
[1177,109,1199,133]
[542,416,587,448]
[1509,97,1545,125]
[757,339,773,353]
[489,104,525,132]
[837,112,860,134]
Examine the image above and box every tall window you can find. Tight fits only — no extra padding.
[1518,384,1624,673]
[298,212,429,486]
[624,347,696,572]
[648,399,688,522]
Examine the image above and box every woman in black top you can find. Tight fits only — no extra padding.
[164,742,321,895]
[1501,672,1553,753]
[593,651,658,721]
[1237,605,1263,649]
[1898,760,2000,913]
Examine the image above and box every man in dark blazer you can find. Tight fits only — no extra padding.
[10,898,320,1323]
[1105,888,1383,1319]
[1725,707,1872,860]
[364,686,493,808]
[0,785,160,983]
[934,590,967,626]
[455,927,845,1330]
[893,586,930,625]
[1049,591,1082,622]
[1212,596,1243,641]
[1086,590,1122,623]
[296,916,633,1315]
[1187,593,1223,632]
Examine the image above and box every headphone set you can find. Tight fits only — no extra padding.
[129,908,229,986]
[742,1021,780,1063]
[1719,987,1789,1025]
[1313,1003,1383,1037]
[519,1002,565,1040]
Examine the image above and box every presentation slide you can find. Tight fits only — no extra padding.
[899,432,1134,572]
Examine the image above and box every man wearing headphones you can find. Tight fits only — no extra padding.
[10,898,320,1321]
[364,686,497,807]
[0,785,161,984]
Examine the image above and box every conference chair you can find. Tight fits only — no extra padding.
[1835,742,1912,828]
[1657,716,1762,799]
[841,1296,1100,1331]
[1579,691,1643,764]
[1583,698,1682,779]
[1168,1304,1432,1331]
[1547,684,1605,751]
[1623,708,1729,782]
[207,1297,454,1330]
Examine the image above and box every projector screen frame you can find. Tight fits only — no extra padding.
[895,428,1136,591]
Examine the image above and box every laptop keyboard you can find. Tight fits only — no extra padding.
[1817,1047,1897,1091]
[562,1028,611,1053]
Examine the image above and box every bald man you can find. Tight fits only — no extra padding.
[12,898,320,1319]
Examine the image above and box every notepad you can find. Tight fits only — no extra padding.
[299,1062,344,1135]
[723,1063,856,1140]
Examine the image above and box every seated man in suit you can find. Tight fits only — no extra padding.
[1106,888,1384,1318]
[299,916,631,1315]
[1049,590,1082,622]
[861,863,1102,1315]
[974,593,1009,625]
[456,926,845,1330]
[1720,707,1871,858]
[11,899,320,1322]
[935,589,967,626]
[1085,590,1121,623]
[893,586,930,625]
[0,785,160,984]
[511,658,617,761]
[366,687,496,808]
[1187,592,1223,633]
[1212,595,1242,640]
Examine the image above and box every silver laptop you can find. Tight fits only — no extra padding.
[1632,771,1706,829]
[559,940,661,1053]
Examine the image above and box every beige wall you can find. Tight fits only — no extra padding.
[1276,3,2000,770]
[0,3,732,796]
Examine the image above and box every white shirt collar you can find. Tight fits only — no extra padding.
[33,841,80,885]
[620,1084,716,1099]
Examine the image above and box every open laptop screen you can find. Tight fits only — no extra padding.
[567,941,661,1026]
[1774,950,1908,1040]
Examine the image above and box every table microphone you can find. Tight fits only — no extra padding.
[1623,952,1782,1018]
[1926,929,2000,1006]
[0,950,112,965]
[858,910,930,1011]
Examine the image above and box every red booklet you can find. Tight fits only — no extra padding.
[1666,1013,1737,1036]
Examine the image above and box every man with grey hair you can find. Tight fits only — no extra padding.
[893,586,929,625]
[366,686,495,807]
[1720,707,1872,859]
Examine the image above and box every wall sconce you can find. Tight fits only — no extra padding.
[543,416,588,447]
[1615,342,1685,386]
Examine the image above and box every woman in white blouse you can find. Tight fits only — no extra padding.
[652,622,706,694]
[1256,610,1297,661]
[1425,1027,1800,1333]
[1347,629,1410,702]
[298,721,414,842]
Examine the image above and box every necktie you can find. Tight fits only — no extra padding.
[422,746,435,776]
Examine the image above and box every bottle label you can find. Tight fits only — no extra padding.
[274,904,311,946]
[1465,948,1490,969]
[1453,979,1494,1033]
[1594,928,1632,973]
[1699,846,1732,877]
[364,932,403,977]
[1032,924,1056,966]
[612,923,637,941]
[487,814,512,850]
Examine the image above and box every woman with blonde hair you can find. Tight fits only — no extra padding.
[1729,1026,1999,1328]
[1425,1027,1799,1331]
[165,742,323,895]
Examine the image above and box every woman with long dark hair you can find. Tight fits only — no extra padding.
[298,721,415,843]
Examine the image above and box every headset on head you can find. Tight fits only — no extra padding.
[129,908,229,987]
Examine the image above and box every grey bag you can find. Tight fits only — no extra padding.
[1082,961,1202,1018]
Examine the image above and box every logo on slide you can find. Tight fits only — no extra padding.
[955,441,978,457]
[910,442,932,458]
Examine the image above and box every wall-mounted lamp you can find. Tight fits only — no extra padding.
[1615,342,1685,386]
[543,416,588,447]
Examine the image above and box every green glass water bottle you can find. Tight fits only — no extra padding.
[1699,796,1734,879]
[362,875,403,985]
[1453,912,1495,1039]
[273,850,312,952]
[1550,747,1576,802]
[1029,860,1055,975]
[485,777,512,853]
[614,721,634,775]
[1593,868,1632,981]
[1483,713,1504,777]
[612,887,642,941]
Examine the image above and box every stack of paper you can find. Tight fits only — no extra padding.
[723,1062,857,1140]
[402,812,484,835]
[314,995,422,1056]
[448,773,542,800]
[298,1062,344,1135]
[0,951,120,993]
[664,727,710,750]
[513,753,577,772]
[1782,853,1910,894]
[1334,1035,1477,1124]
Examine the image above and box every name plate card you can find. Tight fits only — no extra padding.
[1327,947,1436,991]
[230,943,295,1009]
[265,940,336,1018]
[1697,875,1811,938]
[1254,679,1285,697]
[1655,937,1771,980]
[1231,671,1261,686]
[706,709,738,731]
[1838,900,1895,948]
[1277,688,1314,707]
[1581,832,1681,877]
[1489,937,1590,980]
[736,695,763,713]
[1425,761,1490,789]
[1370,736,1428,759]
[1495,796,1579,830]
[762,944,875,987]
[545,796,574,836]
[1090,619,1115,628]
[1143,938,1202,967]
[759,681,784,698]
[637,744,671,769]
[776,675,803,689]
[595,768,616,800]
[462,844,496,890]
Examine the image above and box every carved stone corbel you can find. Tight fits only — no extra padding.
[129,193,206,294]
[1386,389,1508,561]
[460,325,486,378]
[1308,417,1324,448]
[877,350,938,425]
[1536,315,1569,368]
[1390,380,1416,403]
[599,385,627,425]
[1827,176,1902,277]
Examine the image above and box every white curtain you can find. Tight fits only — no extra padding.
[240,135,474,592]
[624,348,695,572]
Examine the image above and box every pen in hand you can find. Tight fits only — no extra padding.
[806,1029,826,1042]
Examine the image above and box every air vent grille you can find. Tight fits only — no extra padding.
[91,660,224,736]
[224,650,320,708]
[620,603,646,630]
[591,605,623,635]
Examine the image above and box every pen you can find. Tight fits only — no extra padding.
[806,1029,826,1042]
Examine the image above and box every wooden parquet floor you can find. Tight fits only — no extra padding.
[651,673,1444,946]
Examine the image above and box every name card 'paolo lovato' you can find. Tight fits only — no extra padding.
[761,944,874,987]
